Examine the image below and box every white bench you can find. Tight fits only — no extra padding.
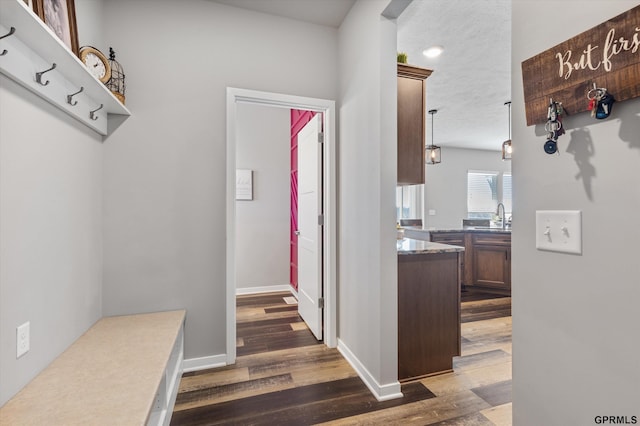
[0,310,185,426]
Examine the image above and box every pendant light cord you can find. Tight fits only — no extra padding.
[505,101,511,140]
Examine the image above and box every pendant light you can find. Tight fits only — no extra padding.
[502,101,512,160]
[426,109,441,164]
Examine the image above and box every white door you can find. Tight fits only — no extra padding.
[297,114,323,340]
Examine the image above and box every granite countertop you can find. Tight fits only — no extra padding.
[397,238,465,255]
[429,226,512,234]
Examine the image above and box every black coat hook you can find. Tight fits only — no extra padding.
[0,27,16,56]
[36,63,56,86]
[89,103,103,121]
[67,86,84,106]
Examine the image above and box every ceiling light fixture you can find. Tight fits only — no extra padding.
[502,101,512,161]
[423,46,443,58]
[426,109,441,165]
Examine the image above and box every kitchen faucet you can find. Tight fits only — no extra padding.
[496,203,507,229]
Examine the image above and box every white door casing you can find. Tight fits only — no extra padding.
[297,114,323,340]
[226,87,336,367]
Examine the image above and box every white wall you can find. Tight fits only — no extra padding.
[101,0,338,361]
[235,103,290,291]
[424,147,511,229]
[0,2,106,406]
[337,0,401,399]
[512,1,640,424]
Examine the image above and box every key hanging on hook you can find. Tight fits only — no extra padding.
[35,63,56,86]
[0,27,16,56]
[89,103,103,121]
[67,87,84,106]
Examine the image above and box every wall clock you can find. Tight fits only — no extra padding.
[79,46,111,84]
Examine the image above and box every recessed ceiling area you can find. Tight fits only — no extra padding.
[398,0,511,151]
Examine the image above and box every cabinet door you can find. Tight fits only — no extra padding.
[473,245,510,290]
[430,233,467,284]
[397,76,425,185]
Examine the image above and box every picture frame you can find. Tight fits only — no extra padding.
[32,0,79,56]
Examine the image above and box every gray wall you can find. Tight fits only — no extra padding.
[101,0,339,361]
[235,103,290,291]
[0,3,105,406]
[424,147,511,229]
[512,1,640,424]
[338,0,400,394]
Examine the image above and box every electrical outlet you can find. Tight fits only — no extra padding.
[17,321,30,358]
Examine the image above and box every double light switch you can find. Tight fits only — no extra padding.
[535,210,582,254]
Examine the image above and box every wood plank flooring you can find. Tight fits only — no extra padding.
[171,290,512,425]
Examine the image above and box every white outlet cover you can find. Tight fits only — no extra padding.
[536,210,582,254]
[17,321,30,358]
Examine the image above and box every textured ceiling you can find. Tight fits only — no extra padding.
[212,0,511,151]
[398,0,511,151]
[211,0,357,28]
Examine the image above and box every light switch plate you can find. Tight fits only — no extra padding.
[536,210,582,254]
[17,321,30,358]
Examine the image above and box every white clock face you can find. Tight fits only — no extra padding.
[85,52,106,79]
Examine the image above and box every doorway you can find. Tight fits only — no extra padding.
[225,88,337,365]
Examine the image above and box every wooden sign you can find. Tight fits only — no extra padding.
[522,5,640,126]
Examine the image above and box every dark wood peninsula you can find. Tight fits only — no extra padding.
[397,239,464,382]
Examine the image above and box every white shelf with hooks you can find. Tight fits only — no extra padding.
[0,0,130,136]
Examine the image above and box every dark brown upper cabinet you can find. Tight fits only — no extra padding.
[397,63,432,185]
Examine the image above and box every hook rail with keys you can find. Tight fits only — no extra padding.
[0,1,130,136]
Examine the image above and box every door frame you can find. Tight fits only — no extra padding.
[225,87,337,364]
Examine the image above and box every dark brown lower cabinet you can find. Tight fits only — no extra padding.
[398,252,461,382]
[471,233,511,294]
[430,231,511,296]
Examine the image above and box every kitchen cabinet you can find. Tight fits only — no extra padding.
[471,233,511,293]
[429,232,468,285]
[430,230,511,295]
[397,63,432,185]
[398,247,462,381]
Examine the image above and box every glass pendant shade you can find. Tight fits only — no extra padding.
[427,109,441,164]
[502,139,512,160]
[426,144,441,164]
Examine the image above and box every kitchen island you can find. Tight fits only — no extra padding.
[397,238,464,381]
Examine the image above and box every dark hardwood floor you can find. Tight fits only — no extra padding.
[171,290,512,425]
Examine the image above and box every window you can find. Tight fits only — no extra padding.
[467,171,511,219]
[502,173,512,215]
[396,184,423,222]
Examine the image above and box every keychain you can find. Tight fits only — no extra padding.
[587,84,616,119]
[544,98,564,155]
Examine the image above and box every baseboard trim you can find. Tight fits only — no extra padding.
[182,354,227,373]
[337,339,403,401]
[236,285,293,295]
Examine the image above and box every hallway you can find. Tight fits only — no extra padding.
[171,291,512,425]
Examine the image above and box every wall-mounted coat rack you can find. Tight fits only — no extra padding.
[0,0,130,136]
[521,4,640,126]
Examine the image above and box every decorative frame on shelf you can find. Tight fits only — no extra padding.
[521,4,640,126]
[33,0,79,56]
